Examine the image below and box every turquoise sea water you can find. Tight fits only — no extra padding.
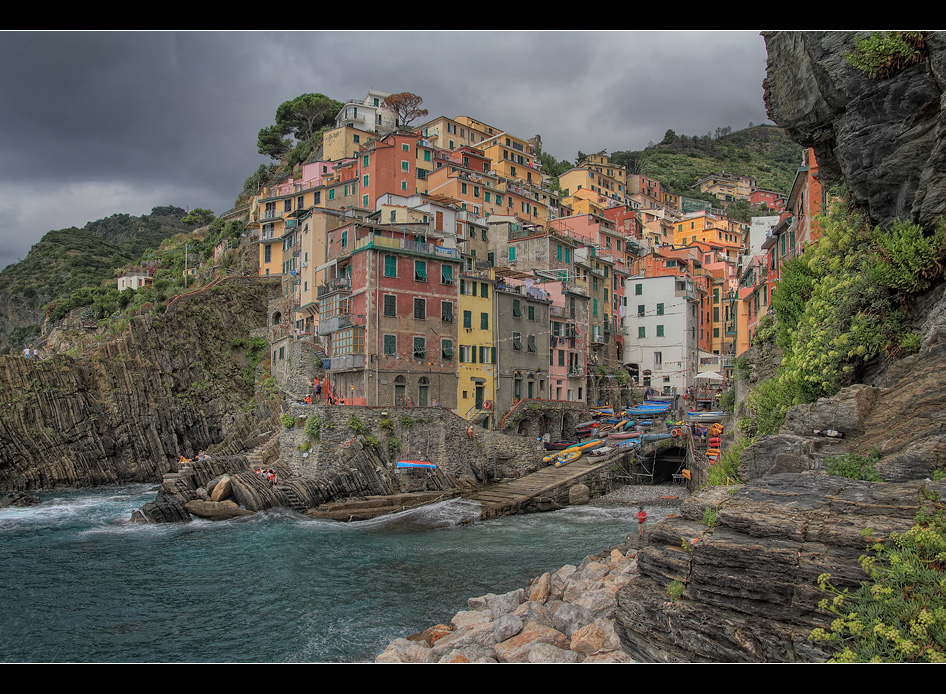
[0,485,661,663]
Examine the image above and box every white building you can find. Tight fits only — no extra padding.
[334,89,399,134]
[623,274,699,394]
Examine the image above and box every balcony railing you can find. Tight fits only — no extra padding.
[354,234,460,259]
[323,353,366,372]
[317,277,351,298]
[317,313,365,336]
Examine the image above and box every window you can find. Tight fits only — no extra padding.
[638,305,645,317]
[264,245,271,263]
[441,301,453,322]
[639,326,646,338]
[481,283,488,298]
[383,334,397,355]
[441,339,453,360]
[657,325,664,337]
[528,305,535,321]
[341,230,348,248]
[527,334,536,352]
[481,312,489,330]
[401,161,409,171]
[509,246,516,261]
[657,303,664,315]
[654,352,663,369]
[512,300,522,318]
[414,260,427,281]
[413,337,426,358]
[363,154,369,167]
[414,298,426,320]
[384,255,397,278]
[593,299,598,317]
[383,294,396,317]
[363,175,369,188]
[441,264,453,285]
[513,332,522,350]
[635,284,642,295]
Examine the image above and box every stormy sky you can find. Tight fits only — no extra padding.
[0,30,773,272]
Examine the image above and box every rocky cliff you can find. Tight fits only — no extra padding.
[763,31,946,230]
[0,278,281,490]
[609,31,946,663]
[613,474,943,662]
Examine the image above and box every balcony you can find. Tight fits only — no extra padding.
[317,313,364,336]
[317,277,351,298]
[354,234,459,260]
[323,353,366,372]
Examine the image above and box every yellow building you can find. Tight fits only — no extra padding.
[322,125,372,161]
[559,153,628,208]
[457,269,497,424]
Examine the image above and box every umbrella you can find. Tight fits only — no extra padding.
[695,371,724,380]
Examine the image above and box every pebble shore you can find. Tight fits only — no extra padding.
[375,483,687,663]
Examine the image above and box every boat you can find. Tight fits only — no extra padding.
[686,411,729,423]
[396,460,437,469]
[608,430,642,440]
[544,439,578,451]
[641,431,672,442]
[554,450,582,467]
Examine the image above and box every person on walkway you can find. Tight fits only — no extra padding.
[637,506,648,539]
[467,425,474,440]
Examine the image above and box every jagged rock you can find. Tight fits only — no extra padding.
[527,572,551,603]
[468,589,524,618]
[407,624,453,647]
[570,619,621,657]
[493,622,570,663]
[493,614,523,643]
[0,491,40,507]
[511,600,556,630]
[763,31,946,230]
[210,474,233,502]
[184,499,255,520]
[569,483,590,505]
[374,638,438,664]
[527,642,580,663]
[552,602,593,638]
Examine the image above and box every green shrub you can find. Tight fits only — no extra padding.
[666,580,686,601]
[347,416,366,435]
[702,507,718,527]
[378,416,394,432]
[707,438,749,487]
[281,413,295,429]
[364,434,380,450]
[304,416,321,442]
[387,437,401,453]
[825,450,882,482]
[809,499,946,662]
[844,31,927,79]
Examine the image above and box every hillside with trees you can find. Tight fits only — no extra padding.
[0,206,193,354]
[608,124,803,202]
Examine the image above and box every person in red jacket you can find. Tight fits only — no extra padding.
[637,507,648,539]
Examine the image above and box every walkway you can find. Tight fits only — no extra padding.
[465,453,626,520]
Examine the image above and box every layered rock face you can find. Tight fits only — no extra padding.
[763,31,946,230]
[0,279,281,491]
[613,474,943,662]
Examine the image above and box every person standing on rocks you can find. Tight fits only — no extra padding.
[637,506,647,539]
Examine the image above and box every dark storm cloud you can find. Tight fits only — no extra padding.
[0,30,770,272]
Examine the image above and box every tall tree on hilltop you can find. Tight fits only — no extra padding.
[257,93,343,160]
[382,92,428,128]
